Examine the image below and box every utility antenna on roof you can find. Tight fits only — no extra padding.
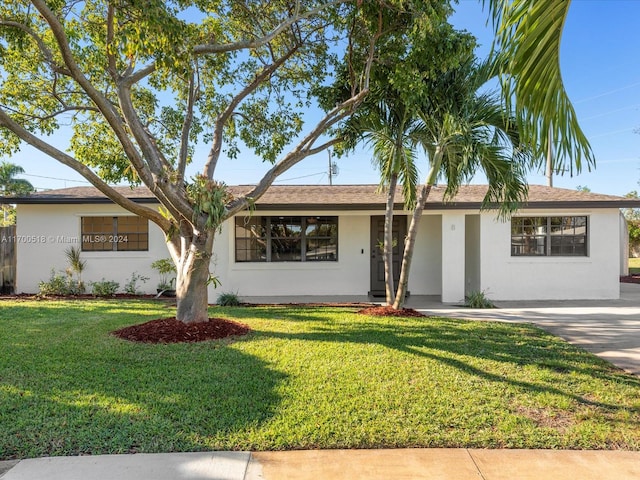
[546,130,554,187]
[328,149,339,185]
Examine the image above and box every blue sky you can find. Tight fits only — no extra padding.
[7,0,640,196]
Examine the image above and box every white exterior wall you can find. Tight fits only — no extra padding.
[407,215,442,295]
[479,209,621,300]
[441,212,466,303]
[16,203,168,294]
[465,215,481,295]
[15,203,624,301]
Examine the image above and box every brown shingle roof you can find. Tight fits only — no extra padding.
[5,184,639,209]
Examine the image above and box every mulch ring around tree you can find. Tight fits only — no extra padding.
[356,305,426,317]
[112,317,251,344]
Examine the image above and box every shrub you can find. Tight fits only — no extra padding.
[39,269,74,296]
[464,290,495,309]
[91,279,120,297]
[124,272,149,295]
[216,291,240,306]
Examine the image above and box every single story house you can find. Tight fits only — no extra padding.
[5,184,639,302]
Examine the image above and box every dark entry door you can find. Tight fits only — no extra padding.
[370,215,406,297]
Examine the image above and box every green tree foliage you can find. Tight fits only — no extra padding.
[0,0,427,322]
[0,161,35,225]
[0,161,34,196]
[328,18,530,308]
[389,53,531,308]
[330,19,474,304]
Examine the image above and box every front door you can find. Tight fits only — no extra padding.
[370,215,406,297]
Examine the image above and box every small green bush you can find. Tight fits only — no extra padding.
[91,279,120,297]
[124,272,149,295]
[216,291,240,306]
[464,290,495,309]
[38,270,75,296]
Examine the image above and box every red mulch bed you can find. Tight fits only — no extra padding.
[356,305,426,317]
[112,317,250,344]
[621,275,640,284]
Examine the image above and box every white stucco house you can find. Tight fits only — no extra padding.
[4,184,638,302]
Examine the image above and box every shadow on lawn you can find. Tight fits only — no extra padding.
[252,312,640,414]
[1,341,286,459]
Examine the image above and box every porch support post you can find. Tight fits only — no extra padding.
[441,213,466,303]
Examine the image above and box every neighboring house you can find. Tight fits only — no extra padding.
[5,184,639,302]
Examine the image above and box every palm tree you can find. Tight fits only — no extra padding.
[340,22,477,305]
[390,0,595,309]
[349,98,422,304]
[392,55,531,309]
[0,161,34,225]
[0,161,33,196]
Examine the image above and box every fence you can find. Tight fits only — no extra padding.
[0,225,16,294]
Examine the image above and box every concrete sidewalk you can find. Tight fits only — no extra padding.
[2,449,640,480]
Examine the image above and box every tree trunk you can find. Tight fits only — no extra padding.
[384,174,398,305]
[392,183,433,310]
[174,232,214,324]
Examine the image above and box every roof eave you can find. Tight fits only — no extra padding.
[5,197,159,205]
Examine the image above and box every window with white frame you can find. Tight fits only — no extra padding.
[511,216,588,257]
[235,216,338,262]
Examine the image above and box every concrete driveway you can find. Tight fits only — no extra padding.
[410,283,640,376]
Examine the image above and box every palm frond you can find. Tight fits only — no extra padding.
[487,0,594,175]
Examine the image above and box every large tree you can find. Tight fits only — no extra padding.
[351,99,422,304]
[389,0,597,308]
[392,54,531,308]
[0,0,437,322]
[335,19,475,304]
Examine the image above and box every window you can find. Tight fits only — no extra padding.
[235,216,338,262]
[81,216,149,251]
[511,216,587,257]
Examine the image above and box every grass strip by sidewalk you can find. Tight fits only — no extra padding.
[1,299,639,459]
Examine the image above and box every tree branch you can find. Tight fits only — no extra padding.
[0,18,70,75]
[203,45,300,178]
[226,13,380,216]
[192,0,345,55]
[120,63,156,88]
[4,104,100,122]
[114,81,194,216]
[30,0,155,189]
[0,106,171,231]
[226,89,368,216]
[178,69,197,180]
[106,4,118,80]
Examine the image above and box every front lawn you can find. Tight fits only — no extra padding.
[1,299,639,459]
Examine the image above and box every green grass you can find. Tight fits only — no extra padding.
[1,299,640,459]
[629,257,640,274]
